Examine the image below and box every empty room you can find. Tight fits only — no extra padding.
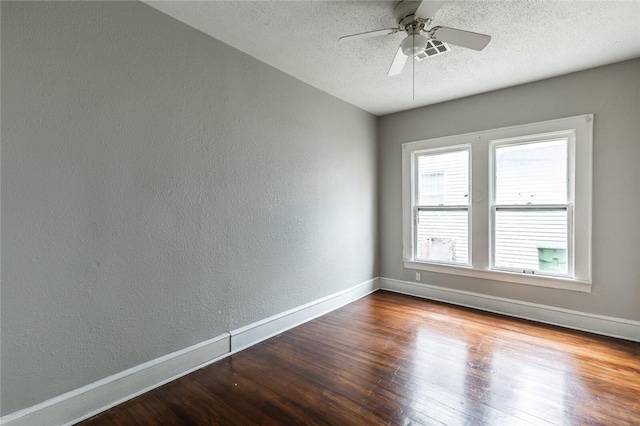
[2,1,639,425]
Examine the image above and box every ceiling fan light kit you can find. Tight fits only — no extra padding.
[339,0,492,77]
[401,33,429,56]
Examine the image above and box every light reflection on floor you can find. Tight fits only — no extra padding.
[401,323,600,425]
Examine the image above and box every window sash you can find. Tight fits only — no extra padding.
[413,146,470,208]
[490,205,573,277]
[411,146,471,266]
[493,138,570,206]
[414,206,470,265]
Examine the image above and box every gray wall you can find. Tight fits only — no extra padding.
[1,1,378,414]
[379,59,640,321]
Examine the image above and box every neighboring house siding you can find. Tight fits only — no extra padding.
[494,210,567,270]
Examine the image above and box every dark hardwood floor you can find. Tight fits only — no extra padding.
[79,291,640,425]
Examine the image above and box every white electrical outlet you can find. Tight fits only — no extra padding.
[415,272,421,281]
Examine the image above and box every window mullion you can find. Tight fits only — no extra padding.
[417,205,468,211]
[494,204,569,211]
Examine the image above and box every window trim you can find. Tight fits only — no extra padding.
[402,114,593,292]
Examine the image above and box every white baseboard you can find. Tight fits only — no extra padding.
[1,277,379,426]
[1,333,231,426]
[230,277,379,352]
[380,277,640,342]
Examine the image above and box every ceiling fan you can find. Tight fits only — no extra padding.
[339,0,492,76]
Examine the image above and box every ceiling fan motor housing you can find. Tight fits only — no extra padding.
[393,0,431,30]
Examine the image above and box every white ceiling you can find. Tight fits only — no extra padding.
[147,1,640,116]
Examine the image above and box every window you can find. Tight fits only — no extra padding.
[402,115,593,292]
[415,149,469,264]
[492,138,571,276]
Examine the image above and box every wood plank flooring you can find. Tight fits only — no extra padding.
[78,291,640,425]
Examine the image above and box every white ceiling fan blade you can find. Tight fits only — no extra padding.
[415,0,446,20]
[431,26,491,51]
[339,28,400,42]
[388,45,408,76]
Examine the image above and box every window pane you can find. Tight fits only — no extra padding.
[495,140,567,205]
[494,209,568,274]
[417,210,468,263]
[418,150,469,206]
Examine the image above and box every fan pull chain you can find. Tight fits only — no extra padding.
[412,33,415,100]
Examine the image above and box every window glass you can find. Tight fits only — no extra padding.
[416,210,469,264]
[494,209,568,274]
[495,140,567,205]
[493,139,570,276]
[417,150,469,206]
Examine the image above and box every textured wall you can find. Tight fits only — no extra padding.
[1,1,377,414]
[379,59,640,320]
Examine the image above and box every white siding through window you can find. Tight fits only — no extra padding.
[494,210,568,272]
[417,211,469,263]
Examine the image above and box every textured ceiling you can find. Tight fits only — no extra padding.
[146,1,640,116]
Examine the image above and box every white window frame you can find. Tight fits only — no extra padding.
[402,115,593,292]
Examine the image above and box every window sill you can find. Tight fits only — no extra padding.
[403,260,592,293]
